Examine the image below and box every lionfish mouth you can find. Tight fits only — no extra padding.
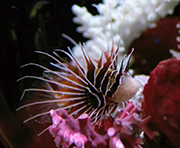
[17,39,141,126]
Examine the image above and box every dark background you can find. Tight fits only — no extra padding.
[0,0,102,147]
[0,0,103,111]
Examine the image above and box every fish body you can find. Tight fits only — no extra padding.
[18,44,142,125]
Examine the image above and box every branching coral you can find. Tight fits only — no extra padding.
[71,0,179,66]
[49,102,157,148]
[49,109,106,148]
[107,102,156,148]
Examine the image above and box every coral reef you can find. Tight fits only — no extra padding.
[49,102,155,148]
[71,0,179,66]
[107,102,154,148]
[142,57,180,147]
[1,0,180,148]
[49,109,106,148]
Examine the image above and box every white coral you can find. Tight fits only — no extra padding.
[71,0,179,66]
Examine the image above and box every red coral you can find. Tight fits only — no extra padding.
[128,17,180,74]
[142,57,180,147]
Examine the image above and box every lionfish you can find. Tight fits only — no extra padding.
[17,5,142,132]
[17,44,141,124]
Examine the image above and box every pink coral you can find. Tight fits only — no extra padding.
[49,109,106,148]
[49,102,155,148]
[107,102,154,148]
[142,57,180,147]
